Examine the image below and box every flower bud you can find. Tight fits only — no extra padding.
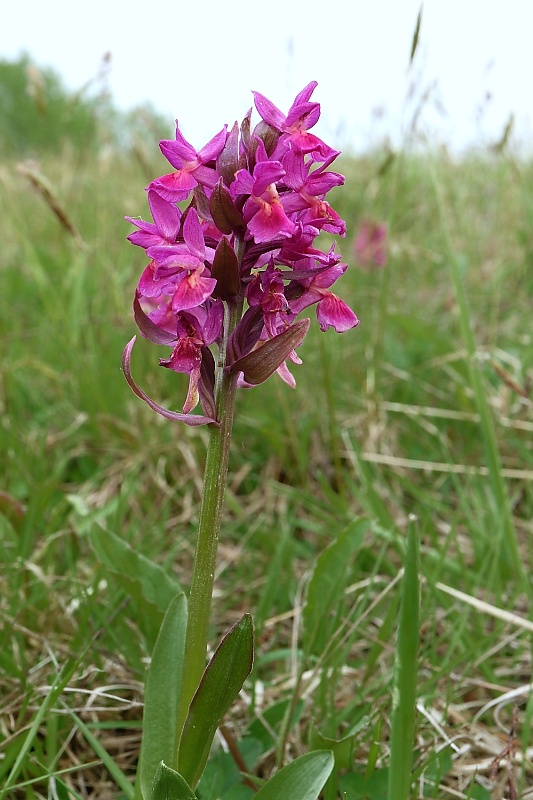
[240,108,252,155]
[228,318,310,385]
[250,120,280,158]
[211,237,240,300]
[192,186,213,223]
[209,178,245,235]
[217,121,240,186]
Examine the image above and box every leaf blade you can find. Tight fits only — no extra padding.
[150,762,198,800]
[178,614,254,788]
[254,750,334,800]
[89,525,182,618]
[136,594,188,800]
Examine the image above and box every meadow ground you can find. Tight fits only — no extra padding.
[0,138,532,799]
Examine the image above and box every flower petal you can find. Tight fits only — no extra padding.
[253,90,286,130]
[149,171,197,203]
[148,189,181,241]
[316,293,359,332]
[251,160,285,196]
[286,82,318,126]
[248,202,297,243]
[275,359,296,388]
[182,208,206,260]
[197,125,228,162]
[122,337,217,425]
[133,291,178,344]
[159,123,197,167]
[171,268,217,313]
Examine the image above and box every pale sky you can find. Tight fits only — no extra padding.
[2,0,532,153]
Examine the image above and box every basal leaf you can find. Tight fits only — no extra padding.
[339,768,389,800]
[253,750,334,800]
[308,726,357,770]
[89,525,181,648]
[150,762,197,800]
[136,594,188,800]
[178,614,254,788]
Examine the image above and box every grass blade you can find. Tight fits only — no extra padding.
[430,166,526,590]
[388,516,420,800]
[303,519,366,658]
[409,6,423,66]
[0,657,79,799]
[64,709,134,798]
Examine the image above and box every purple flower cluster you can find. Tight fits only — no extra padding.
[123,82,358,425]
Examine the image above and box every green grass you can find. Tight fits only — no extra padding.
[1,139,532,799]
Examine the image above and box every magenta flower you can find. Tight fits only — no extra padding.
[149,123,227,202]
[124,83,359,425]
[354,219,388,268]
[288,262,359,332]
[126,189,181,250]
[280,147,346,236]
[246,260,292,338]
[253,81,338,162]
[159,305,221,414]
[232,141,296,243]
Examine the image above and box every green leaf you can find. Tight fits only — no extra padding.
[339,768,389,800]
[136,594,188,800]
[196,748,242,800]
[308,727,359,800]
[0,490,25,531]
[303,520,366,657]
[178,614,254,788]
[467,784,491,800]
[150,762,198,800]
[308,727,356,770]
[420,744,453,789]
[253,750,334,800]
[221,787,255,800]
[89,525,181,648]
[388,518,420,800]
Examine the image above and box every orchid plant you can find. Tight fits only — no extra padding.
[123,81,358,800]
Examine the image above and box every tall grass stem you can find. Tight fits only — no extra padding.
[387,517,420,800]
[430,167,527,590]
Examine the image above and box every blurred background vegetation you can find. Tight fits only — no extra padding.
[0,54,171,157]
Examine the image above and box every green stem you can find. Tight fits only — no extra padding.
[174,235,245,763]
[388,517,420,800]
